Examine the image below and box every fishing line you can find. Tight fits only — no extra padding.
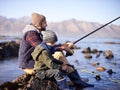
[77,67,120,84]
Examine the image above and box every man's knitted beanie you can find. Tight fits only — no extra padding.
[42,30,58,43]
[32,13,46,27]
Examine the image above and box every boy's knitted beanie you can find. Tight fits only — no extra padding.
[42,30,58,43]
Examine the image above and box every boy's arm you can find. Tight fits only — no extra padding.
[42,50,61,69]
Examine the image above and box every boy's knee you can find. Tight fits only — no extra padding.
[53,51,64,60]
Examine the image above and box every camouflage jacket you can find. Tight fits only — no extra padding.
[32,43,61,71]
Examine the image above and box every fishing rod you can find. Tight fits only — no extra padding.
[73,16,120,44]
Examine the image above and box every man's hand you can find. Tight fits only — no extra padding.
[65,42,74,48]
[54,42,75,56]
[61,62,68,71]
[62,42,74,56]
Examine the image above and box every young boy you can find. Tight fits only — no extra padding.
[31,30,69,90]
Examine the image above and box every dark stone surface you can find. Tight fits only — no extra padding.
[0,74,59,90]
[0,41,19,60]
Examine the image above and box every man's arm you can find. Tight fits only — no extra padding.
[26,31,42,47]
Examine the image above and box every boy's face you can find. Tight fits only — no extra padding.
[46,41,56,46]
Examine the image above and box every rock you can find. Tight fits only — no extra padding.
[85,53,92,59]
[12,74,32,86]
[95,74,101,80]
[95,51,101,58]
[91,62,100,67]
[96,66,106,71]
[0,81,18,90]
[107,69,116,75]
[30,77,58,90]
[91,49,98,54]
[104,50,114,59]
[0,74,59,90]
[82,47,91,53]
[91,49,103,58]
[0,41,19,60]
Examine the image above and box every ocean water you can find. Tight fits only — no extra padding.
[0,38,120,90]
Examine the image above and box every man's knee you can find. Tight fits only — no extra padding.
[23,68,35,75]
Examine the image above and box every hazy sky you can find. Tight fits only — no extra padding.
[0,0,120,25]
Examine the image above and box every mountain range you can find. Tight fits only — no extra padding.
[0,16,120,38]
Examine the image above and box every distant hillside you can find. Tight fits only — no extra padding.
[0,16,120,38]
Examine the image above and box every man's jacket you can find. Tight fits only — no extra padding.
[18,24,42,69]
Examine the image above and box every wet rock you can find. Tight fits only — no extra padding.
[85,53,92,59]
[91,62,100,67]
[96,51,103,58]
[91,49,103,58]
[107,69,116,75]
[0,81,18,90]
[96,66,106,71]
[104,50,114,59]
[82,47,91,53]
[91,49,98,54]
[0,41,19,60]
[95,74,101,80]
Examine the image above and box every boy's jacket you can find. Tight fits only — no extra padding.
[32,44,61,71]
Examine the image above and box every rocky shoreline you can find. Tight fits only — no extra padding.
[0,40,20,60]
[0,73,59,90]
[0,40,116,90]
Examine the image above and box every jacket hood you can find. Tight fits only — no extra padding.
[41,42,55,54]
[22,24,39,34]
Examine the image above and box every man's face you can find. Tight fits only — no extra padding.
[41,20,47,31]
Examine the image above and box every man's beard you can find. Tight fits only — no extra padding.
[41,28,46,31]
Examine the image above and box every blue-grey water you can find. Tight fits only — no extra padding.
[0,58,24,83]
[0,38,120,90]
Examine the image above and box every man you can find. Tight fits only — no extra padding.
[18,12,73,75]
[18,12,94,89]
[18,13,47,74]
